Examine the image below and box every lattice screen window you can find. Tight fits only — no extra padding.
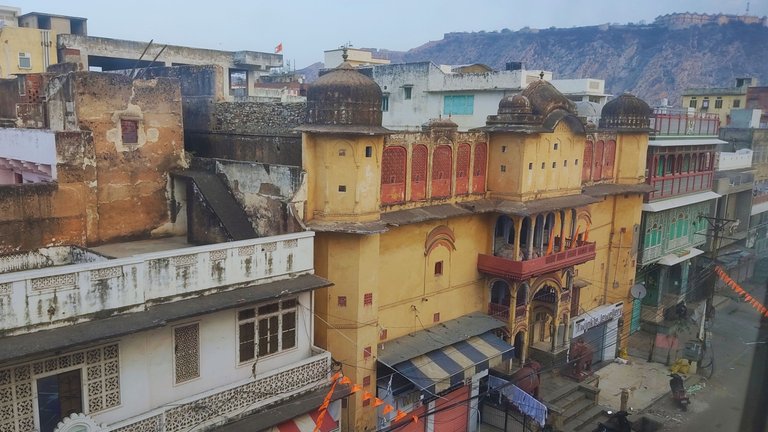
[0,344,120,432]
[174,323,201,384]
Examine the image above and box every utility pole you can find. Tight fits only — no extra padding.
[697,214,737,371]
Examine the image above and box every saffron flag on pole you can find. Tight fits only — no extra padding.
[275,43,283,54]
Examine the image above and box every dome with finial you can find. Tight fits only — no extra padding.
[299,47,389,134]
[599,93,651,130]
[477,79,582,133]
[422,116,458,132]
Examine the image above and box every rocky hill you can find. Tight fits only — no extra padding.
[301,18,768,106]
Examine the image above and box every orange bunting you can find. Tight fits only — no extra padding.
[350,384,363,393]
[319,400,330,411]
[331,372,341,382]
[393,410,408,422]
[412,415,419,424]
[373,398,385,407]
[340,376,353,385]
[362,391,373,401]
[715,265,768,320]
[313,410,326,432]
[381,404,394,415]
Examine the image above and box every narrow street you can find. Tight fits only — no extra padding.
[642,272,768,431]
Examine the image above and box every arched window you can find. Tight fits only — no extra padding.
[411,145,428,201]
[431,145,453,198]
[381,146,407,204]
[582,140,593,182]
[472,142,487,194]
[657,155,666,177]
[456,144,471,195]
[593,140,604,180]
[603,140,616,179]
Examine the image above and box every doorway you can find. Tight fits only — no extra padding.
[37,369,83,432]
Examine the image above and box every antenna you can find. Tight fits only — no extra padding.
[746,1,750,14]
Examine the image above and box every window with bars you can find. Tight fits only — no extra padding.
[121,119,139,144]
[174,323,200,384]
[237,298,297,362]
[443,95,474,115]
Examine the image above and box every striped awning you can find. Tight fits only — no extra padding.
[388,332,514,394]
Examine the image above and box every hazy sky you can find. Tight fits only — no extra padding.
[15,0,768,68]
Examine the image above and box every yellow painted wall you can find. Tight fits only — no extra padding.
[302,133,384,222]
[0,26,57,77]
[377,215,491,340]
[487,121,583,201]
[682,94,745,125]
[614,133,649,184]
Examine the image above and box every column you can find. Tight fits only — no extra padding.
[551,313,560,352]
[513,217,522,261]
[509,281,518,327]
[559,211,566,252]
[527,217,534,260]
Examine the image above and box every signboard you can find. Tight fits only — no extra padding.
[571,302,623,338]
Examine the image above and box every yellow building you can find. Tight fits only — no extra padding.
[682,77,755,125]
[0,24,57,77]
[299,56,651,431]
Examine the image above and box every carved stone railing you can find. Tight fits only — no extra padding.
[0,232,315,333]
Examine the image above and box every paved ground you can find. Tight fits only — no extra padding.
[641,273,768,432]
[594,357,676,412]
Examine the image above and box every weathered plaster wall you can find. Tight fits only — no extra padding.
[66,72,186,244]
[189,158,305,237]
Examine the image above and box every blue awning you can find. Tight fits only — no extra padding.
[385,332,514,394]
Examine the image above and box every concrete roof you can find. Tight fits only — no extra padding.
[642,191,720,212]
[584,183,656,197]
[649,138,727,147]
[461,193,600,217]
[378,312,504,366]
[0,274,331,367]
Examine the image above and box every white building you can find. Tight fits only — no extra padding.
[0,231,340,432]
[355,61,607,131]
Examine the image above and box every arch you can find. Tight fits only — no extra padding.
[381,146,407,204]
[582,140,593,182]
[666,155,674,174]
[520,216,532,260]
[472,142,488,193]
[603,139,616,180]
[411,144,428,200]
[424,225,456,256]
[533,214,545,257]
[494,215,515,257]
[657,155,665,176]
[456,143,471,195]
[490,280,511,306]
[593,140,604,180]
[513,330,526,361]
[516,283,529,307]
[431,145,453,198]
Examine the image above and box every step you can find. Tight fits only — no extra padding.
[563,398,596,424]
[555,390,588,411]
[562,404,609,432]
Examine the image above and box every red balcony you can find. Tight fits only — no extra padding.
[478,242,597,280]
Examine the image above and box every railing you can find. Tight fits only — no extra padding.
[650,108,720,136]
[111,349,331,432]
[515,305,527,323]
[716,150,753,171]
[488,302,510,321]
[477,242,596,280]
[647,171,713,200]
[0,232,315,333]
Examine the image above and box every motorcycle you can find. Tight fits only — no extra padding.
[593,410,632,432]
[668,373,690,411]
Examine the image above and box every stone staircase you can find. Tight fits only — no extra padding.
[541,375,610,432]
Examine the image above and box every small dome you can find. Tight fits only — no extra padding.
[599,93,651,129]
[521,79,576,117]
[305,62,383,129]
[498,94,532,114]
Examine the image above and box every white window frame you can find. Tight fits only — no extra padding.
[18,52,32,69]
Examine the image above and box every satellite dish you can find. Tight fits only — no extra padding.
[630,284,647,300]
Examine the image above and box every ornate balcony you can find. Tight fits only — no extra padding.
[478,242,596,280]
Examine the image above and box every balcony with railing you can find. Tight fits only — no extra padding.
[650,108,720,136]
[478,240,596,280]
[0,232,315,333]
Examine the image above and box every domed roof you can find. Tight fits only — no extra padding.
[423,117,458,130]
[301,60,388,134]
[521,79,576,117]
[599,93,651,130]
[498,94,532,115]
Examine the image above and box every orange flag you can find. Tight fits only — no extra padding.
[394,410,408,422]
[412,415,419,424]
[572,225,582,249]
[340,376,352,385]
[362,391,373,401]
[546,228,555,255]
[381,404,394,415]
[350,384,363,393]
[373,398,385,407]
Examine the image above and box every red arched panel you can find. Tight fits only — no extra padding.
[431,145,453,198]
[593,140,604,181]
[456,144,470,195]
[381,146,407,204]
[472,142,487,194]
[582,140,593,182]
[411,145,428,201]
[603,140,616,180]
